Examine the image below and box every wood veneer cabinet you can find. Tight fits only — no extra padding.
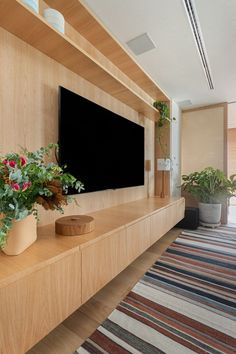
[81,228,128,303]
[126,217,151,264]
[0,197,184,353]
[0,252,81,354]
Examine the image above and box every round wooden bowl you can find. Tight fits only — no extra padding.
[55,215,95,236]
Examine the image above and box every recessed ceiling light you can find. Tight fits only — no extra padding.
[126,33,156,56]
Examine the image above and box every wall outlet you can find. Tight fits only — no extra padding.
[157,158,171,171]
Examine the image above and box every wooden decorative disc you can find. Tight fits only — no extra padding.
[55,215,95,236]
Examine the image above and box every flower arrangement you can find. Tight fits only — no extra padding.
[0,143,83,249]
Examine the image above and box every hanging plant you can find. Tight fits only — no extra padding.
[153,101,175,127]
[153,101,176,158]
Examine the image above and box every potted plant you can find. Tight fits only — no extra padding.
[0,143,83,255]
[181,167,236,226]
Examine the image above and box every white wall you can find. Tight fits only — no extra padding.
[170,101,181,197]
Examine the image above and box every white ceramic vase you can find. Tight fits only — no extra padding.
[22,0,39,13]
[2,214,37,256]
[43,8,65,34]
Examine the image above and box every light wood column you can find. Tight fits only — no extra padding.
[155,119,171,197]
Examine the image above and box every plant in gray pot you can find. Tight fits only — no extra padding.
[181,167,236,226]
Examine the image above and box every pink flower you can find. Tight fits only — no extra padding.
[11,183,20,191]
[20,157,27,166]
[9,160,16,168]
[22,181,32,192]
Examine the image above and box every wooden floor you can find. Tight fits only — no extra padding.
[27,228,181,354]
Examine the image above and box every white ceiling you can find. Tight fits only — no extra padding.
[82,0,236,109]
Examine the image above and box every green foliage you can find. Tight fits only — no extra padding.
[0,144,84,248]
[153,101,175,127]
[153,101,176,158]
[181,167,236,204]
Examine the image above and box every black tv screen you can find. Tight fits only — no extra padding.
[58,86,144,194]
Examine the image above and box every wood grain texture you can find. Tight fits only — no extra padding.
[150,207,168,244]
[26,229,180,354]
[228,128,236,177]
[0,198,183,288]
[155,122,171,197]
[0,25,155,226]
[182,105,225,175]
[81,229,128,303]
[0,252,81,354]
[0,0,159,120]
[0,197,184,353]
[55,215,95,236]
[45,0,169,102]
[126,217,151,263]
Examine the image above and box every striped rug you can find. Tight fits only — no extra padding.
[75,226,236,354]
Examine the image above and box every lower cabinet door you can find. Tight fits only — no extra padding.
[0,252,81,354]
[176,198,185,223]
[150,208,168,244]
[81,229,127,303]
[126,217,151,263]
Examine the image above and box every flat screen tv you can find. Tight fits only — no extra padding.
[58,86,145,194]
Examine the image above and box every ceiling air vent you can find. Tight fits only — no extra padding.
[183,0,214,90]
[126,33,156,55]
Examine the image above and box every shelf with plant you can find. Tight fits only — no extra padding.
[0,143,83,250]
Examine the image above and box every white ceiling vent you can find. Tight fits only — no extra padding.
[183,0,214,90]
[177,100,192,108]
[126,33,156,55]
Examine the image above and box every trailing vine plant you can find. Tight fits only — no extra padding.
[153,101,176,158]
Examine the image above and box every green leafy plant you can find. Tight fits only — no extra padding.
[153,101,176,158]
[0,143,84,248]
[181,167,236,204]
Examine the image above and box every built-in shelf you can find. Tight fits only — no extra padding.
[0,0,160,120]
[46,0,169,102]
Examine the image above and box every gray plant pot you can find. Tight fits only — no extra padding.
[199,202,222,225]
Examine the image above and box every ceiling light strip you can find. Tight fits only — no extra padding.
[183,0,214,89]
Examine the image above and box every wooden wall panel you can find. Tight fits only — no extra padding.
[182,105,226,175]
[0,27,155,226]
[228,128,236,177]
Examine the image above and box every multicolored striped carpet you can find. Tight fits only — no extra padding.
[75,226,236,354]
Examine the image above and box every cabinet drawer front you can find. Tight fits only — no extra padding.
[176,198,185,223]
[150,208,168,244]
[81,229,127,303]
[126,217,151,263]
[0,253,81,354]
